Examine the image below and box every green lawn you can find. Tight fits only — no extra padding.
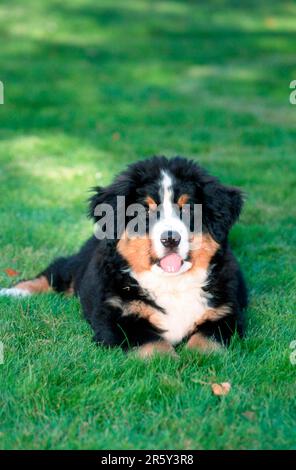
[0,0,296,450]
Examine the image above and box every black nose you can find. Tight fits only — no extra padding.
[160,230,181,248]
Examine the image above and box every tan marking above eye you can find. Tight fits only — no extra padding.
[117,230,157,273]
[177,194,189,207]
[145,196,157,211]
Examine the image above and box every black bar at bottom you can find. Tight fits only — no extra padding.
[0,449,294,466]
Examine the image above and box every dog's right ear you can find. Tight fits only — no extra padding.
[88,174,135,222]
[88,176,135,240]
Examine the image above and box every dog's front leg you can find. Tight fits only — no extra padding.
[135,340,177,359]
[186,332,222,353]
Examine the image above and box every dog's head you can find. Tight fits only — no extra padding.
[89,156,243,276]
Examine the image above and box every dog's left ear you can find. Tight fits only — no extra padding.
[88,186,107,221]
[203,181,244,242]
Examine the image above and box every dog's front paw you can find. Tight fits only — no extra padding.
[134,340,178,359]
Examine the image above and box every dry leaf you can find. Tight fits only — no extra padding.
[242,411,256,421]
[265,17,276,28]
[4,268,20,277]
[211,382,231,396]
[112,132,121,141]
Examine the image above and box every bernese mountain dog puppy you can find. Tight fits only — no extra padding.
[0,156,248,357]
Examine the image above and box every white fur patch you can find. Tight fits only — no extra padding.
[132,267,211,344]
[151,171,189,260]
[0,288,31,298]
[161,171,174,218]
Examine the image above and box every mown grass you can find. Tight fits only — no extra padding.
[0,0,296,450]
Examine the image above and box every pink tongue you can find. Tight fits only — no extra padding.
[160,253,182,273]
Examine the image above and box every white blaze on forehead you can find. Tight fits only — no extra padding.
[160,171,174,216]
[149,169,190,264]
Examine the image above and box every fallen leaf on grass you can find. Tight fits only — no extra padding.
[242,411,256,421]
[211,382,231,396]
[4,268,20,277]
[265,17,277,28]
[112,132,121,141]
[191,378,232,396]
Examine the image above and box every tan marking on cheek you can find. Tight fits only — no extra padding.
[145,196,157,211]
[135,340,177,359]
[189,233,220,271]
[186,332,222,353]
[177,194,189,207]
[117,231,156,273]
[14,276,52,294]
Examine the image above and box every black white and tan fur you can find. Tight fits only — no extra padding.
[0,156,248,357]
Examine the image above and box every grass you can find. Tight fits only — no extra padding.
[0,0,296,450]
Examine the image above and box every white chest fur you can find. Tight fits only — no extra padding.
[131,268,210,344]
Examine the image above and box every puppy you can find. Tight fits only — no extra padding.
[0,156,248,356]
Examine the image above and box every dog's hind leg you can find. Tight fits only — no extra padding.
[0,237,98,298]
[0,256,75,298]
[0,276,52,297]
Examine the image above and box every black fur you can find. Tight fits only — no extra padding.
[39,156,248,350]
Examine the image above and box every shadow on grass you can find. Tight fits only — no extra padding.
[0,0,295,142]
